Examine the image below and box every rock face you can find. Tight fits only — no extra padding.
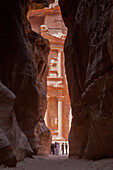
[28,30,52,154]
[59,0,113,159]
[34,122,52,155]
[0,82,33,167]
[0,0,53,166]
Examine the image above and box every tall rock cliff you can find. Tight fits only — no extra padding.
[0,0,53,167]
[59,0,113,159]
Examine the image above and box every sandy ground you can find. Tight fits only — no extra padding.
[1,155,113,170]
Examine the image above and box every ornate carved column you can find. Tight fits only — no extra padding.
[58,49,62,77]
[45,95,50,127]
[57,96,64,138]
[69,107,72,131]
[44,109,47,126]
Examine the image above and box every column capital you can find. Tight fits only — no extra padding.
[57,96,64,101]
[40,25,48,32]
[58,49,63,53]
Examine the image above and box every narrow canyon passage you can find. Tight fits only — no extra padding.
[0,0,113,168]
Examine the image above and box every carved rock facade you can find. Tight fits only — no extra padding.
[29,3,71,147]
[0,0,53,167]
[59,0,113,159]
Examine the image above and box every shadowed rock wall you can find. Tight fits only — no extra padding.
[59,0,113,159]
[0,0,53,167]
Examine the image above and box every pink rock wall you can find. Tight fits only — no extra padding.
[0,0,53,167]
[59,0,113,159]
[0,82,33,167]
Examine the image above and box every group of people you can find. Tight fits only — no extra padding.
[51,142,68,155]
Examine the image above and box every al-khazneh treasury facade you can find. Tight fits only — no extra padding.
[29,1,72,143]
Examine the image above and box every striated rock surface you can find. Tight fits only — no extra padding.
[28,30,52,154]
[0,82,33,167]
[35,122,52,155]
[0,0,53,166]
[59,0,113,159]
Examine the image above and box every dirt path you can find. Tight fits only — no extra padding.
[1,155,113,170]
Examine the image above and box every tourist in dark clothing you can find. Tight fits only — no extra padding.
[56,142,60,155]
[51,143,55,155]
[65,143,68,155]
[61,143,64,155]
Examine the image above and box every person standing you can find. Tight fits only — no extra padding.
[54,142,57,155]
[65,143,68,155]
[56,142,60,155]
[61,143,64,155]
[51,143,55,155]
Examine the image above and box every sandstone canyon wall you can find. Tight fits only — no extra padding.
[0,0,54,167]
[59,0,113,159]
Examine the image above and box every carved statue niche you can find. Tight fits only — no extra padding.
[50,57,58,70]
[50,117,58,131]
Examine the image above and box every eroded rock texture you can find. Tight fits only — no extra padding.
[59,0,113,159]
[0,0,52,166]
[28,30,52,154]
[0,83,33,167]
